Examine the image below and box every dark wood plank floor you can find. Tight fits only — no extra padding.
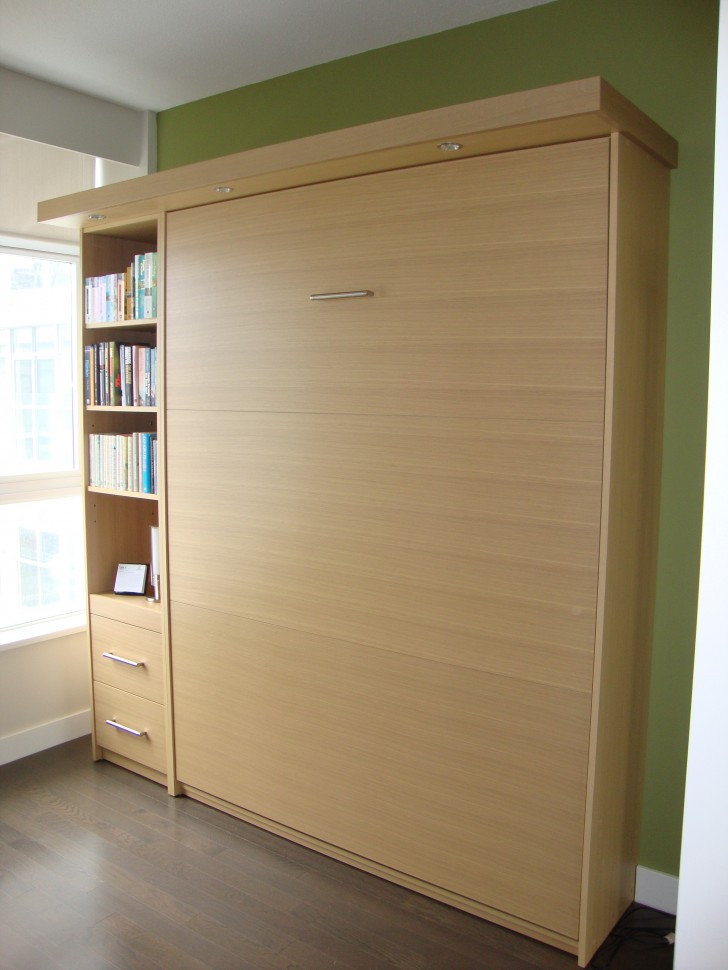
[0,739,670,970]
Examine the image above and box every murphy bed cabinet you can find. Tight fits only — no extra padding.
[40,79,677,966]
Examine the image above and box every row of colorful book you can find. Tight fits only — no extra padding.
[84,342,157,407]
[88,433,158,494]
[84,251,157,323]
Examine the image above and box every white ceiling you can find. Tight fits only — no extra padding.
[0,0,554,112]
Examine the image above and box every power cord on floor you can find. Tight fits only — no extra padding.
[589,904,675,968]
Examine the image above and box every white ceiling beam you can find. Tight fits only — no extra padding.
[0,67,155,171]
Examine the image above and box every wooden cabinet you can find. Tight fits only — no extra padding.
[164,133,669,963]
[78,220,175,790]
[40,78,676,966]
[89,595,167,773]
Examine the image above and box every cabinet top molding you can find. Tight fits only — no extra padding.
[38,76,677,230]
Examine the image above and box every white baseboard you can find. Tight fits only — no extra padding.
[635,865,679,915]
[0,710,91,766]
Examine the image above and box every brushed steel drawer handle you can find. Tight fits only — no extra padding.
[105,718,146,738]
[309,290,373,300]
[102,651,145,668]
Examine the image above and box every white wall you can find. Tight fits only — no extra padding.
[0,632,91,765]
[674,1,728,965]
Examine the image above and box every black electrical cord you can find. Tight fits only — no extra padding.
[590,905,675,968]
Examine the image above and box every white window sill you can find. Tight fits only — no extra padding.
[0,612,87,652]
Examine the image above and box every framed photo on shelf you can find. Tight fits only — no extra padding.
[114,563,148,595]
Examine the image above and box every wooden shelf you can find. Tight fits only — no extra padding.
[85,318,158,330]
[86,405,158,413]
[87,485,158,500]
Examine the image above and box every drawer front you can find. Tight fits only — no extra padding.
[94,682,166,773]
[91,615,164,703]
[89,592,162,633]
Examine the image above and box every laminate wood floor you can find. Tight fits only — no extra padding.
[0,739,671,970]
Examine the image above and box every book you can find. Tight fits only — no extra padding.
[97,343,106,405]
[83,346,92,405]
[141,432,154,493]
[110,342,121,406]
[122,344,133,406]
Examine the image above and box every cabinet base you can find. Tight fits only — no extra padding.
[98,748,167,788]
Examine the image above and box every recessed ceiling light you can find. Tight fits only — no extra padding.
[214,186,233,194]
[87,213,106,221]
[437,142,463,152]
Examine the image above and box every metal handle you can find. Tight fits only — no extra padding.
[309,290,373,300]
[102,651,145,668]
[105,718,146,737]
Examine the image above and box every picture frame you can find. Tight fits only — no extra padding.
[114,562,149,595]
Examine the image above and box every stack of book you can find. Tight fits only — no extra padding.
[88,433,158,494]
[84,341,156,406]
[84,252,157,323]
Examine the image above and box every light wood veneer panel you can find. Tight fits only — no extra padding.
[166,143,608,689]
[166,140,609,418]
[172,601,590,939]
[164,136,614,949]
[167,411,600,689]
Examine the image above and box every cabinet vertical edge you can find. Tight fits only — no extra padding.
[156,213,181,795]
[578,132,671,967]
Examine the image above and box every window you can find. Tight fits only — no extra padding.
[0,247,85,647]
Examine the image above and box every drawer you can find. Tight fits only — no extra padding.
[89,592,162,632]
[94,682,167,774]
[91,615,164,703]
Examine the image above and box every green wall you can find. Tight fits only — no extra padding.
[158,0,719,877]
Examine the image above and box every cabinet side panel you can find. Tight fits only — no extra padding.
[579,134,670,965]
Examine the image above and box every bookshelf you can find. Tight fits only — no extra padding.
[79,216,175,791]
